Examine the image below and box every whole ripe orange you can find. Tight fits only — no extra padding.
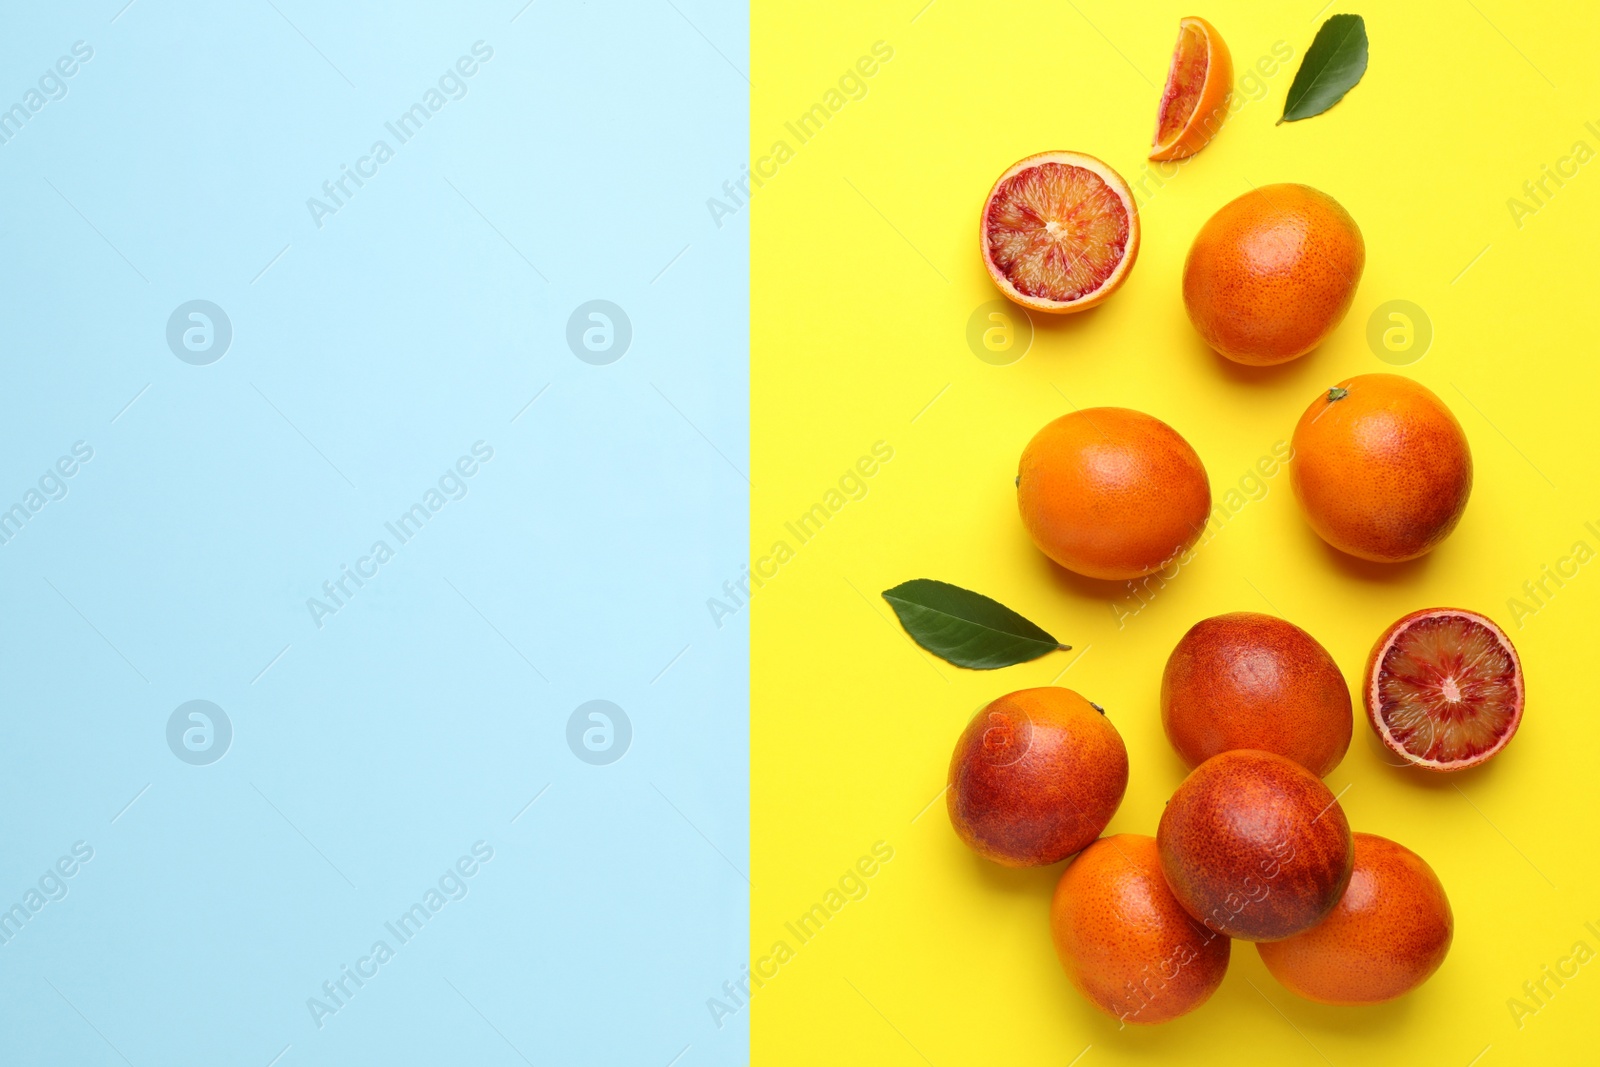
[947,688,1128,867]
[1290,374,1473,562]
[1258,833,1453,1004]
[1157,749,1353,942]
[1182,184,1365,365]
[1161,612,1352,777]
[1017,408,1210,581]
[1051,835,1230,1025]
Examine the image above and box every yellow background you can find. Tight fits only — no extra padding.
[753,2,1600,1063]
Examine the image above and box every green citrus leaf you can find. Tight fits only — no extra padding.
[881,579,1067,670]
[1280,14,1368,124]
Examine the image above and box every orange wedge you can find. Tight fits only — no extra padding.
[1150,17,1233,161]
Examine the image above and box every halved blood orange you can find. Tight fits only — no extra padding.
[980,151,1139,314]
[1150,17,1233,162]
[1364,608,1524,772]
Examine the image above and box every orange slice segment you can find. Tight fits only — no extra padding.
[1150,17,1233,162]
[979,151,1139,315]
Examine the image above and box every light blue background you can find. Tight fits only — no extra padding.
[0,2,747,1064]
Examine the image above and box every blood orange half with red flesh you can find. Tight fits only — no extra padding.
[1365,608,1524,772]
[980,151,1139,314]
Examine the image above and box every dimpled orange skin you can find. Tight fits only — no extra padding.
[1291,374,1473,562]
[1051,835,1231,1024]
[948,688,1129,867]
[1157,750,1353,942]
[1161,612,1353,777]
[1258,833,1454,1005]
[1183,184,1365,365]
[1017,408,1211,581]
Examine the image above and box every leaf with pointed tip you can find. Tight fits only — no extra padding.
[881,579,1068,670]
[1280,14,1368,124]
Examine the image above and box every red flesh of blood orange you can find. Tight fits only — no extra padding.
[1365,608,1524,771]
[1150,17,1233,161]
[1155,28,1208,144]
[980,152,1139,314]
